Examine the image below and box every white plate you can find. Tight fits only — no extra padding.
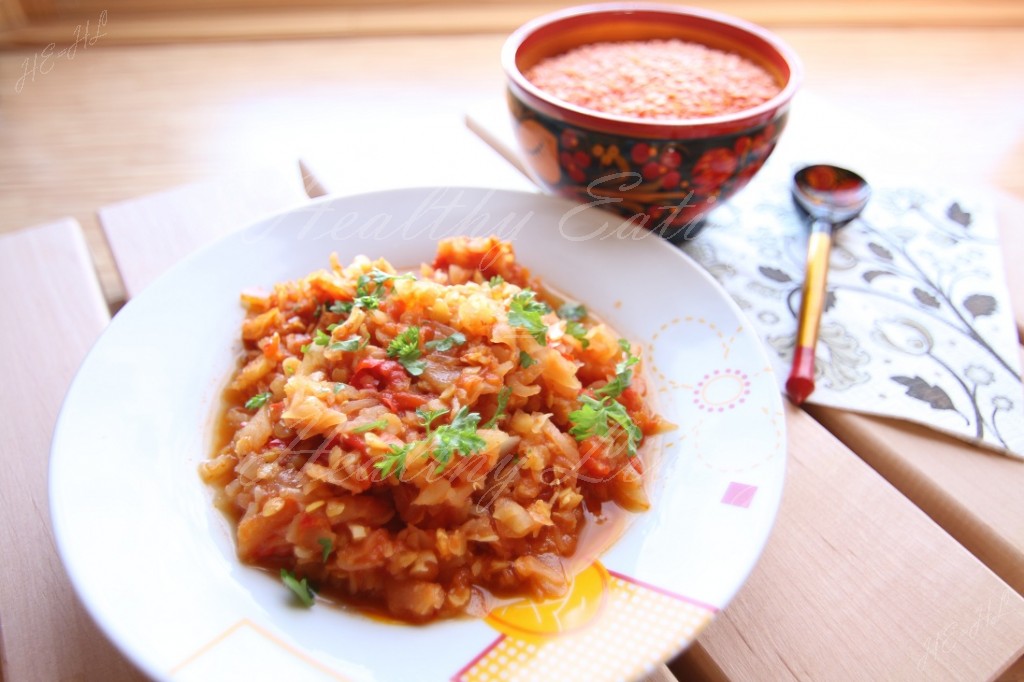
[51,187,786,682]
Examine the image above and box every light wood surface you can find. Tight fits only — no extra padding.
[0,220,144,682]
[1,29,1023,307]
[2,17,1024,682]
[698,404,1024,681]
[98,163,311,297]
[300,129,536,198]
[2,0,1024,47]
[809,355,1024,596]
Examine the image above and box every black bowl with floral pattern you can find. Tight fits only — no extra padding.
[503,3,801,241]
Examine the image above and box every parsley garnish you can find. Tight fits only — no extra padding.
[509,289,550,345]
[595,339,640,399]
[425,331,466,352]
[387,326,426,376]
[488,275,504,287]
[354,269,415,310]
[245,392,272,410]
[329,335,367,352]
[483,387,512,429]
[300,343,311,353]
[555,303,589,347]
[351,418,388,434]
[281,569,315,607]
[430,407,486,471]
[329,300,353,315]
[519,350,537,368]
[568,395,642,457]
[313,328,331,346]
[366,268,415,286]
[565,321,590,348]
[416,407,450,437]
[332,382,346,394]
[328,269,415,316]
[557,302,587,322]
[317,537,333,563]
[374,442,412,478]
[375,406,486,479]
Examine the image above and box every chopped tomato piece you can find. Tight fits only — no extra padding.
[352,358,408,390]
[381,391,428,412]
[342,434,368,455]
[619,387,659,434]
[578,437,612,478]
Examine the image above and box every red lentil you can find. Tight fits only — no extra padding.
[525,39,781,120]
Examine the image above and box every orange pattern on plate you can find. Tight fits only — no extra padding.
[456,563,715,682]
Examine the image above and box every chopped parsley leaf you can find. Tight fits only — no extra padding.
[565,320,590,348]
[425,331,466,352]
[374,442,412,478]
[280,569,315,607]
[568,395,641,457]
[351,418,388,434]
[245,392,272,410]
[557,302,587,322]
[332,382,346,394]
[488,275,504,287]
[300,343,311,353]
[317,537,333,563]
[519,350,537,368]
[508,289,550,345]
[367,268,415,286]
[595,339,640,399]
[352,291,381,311]
[416,407,450,437]
[376,407,486,479]
[430,407,486,471]
[329,300,353,315]
[313,328,331,346]
[328,270,414,317]
[404,358,428,376]
[387,326,426,376]
[483,387,512,429]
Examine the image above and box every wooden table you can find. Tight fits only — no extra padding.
[2,26,1024,682]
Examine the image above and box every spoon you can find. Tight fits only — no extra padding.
[785,164,871,405]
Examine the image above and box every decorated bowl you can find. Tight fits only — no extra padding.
[502,3,802,240]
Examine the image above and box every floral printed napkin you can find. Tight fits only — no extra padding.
[681,161,1024,459]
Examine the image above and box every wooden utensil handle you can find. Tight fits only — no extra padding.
[786,219,833,404]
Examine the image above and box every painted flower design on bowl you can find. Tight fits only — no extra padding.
[508,94,789,241]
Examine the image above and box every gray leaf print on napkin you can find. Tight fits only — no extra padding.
[891,376,956,411]
[963,294,997,319]
[947,202,972,227]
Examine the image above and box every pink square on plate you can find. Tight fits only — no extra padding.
[722,482,758,508]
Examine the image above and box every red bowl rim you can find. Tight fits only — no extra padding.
[502,2,804,139]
